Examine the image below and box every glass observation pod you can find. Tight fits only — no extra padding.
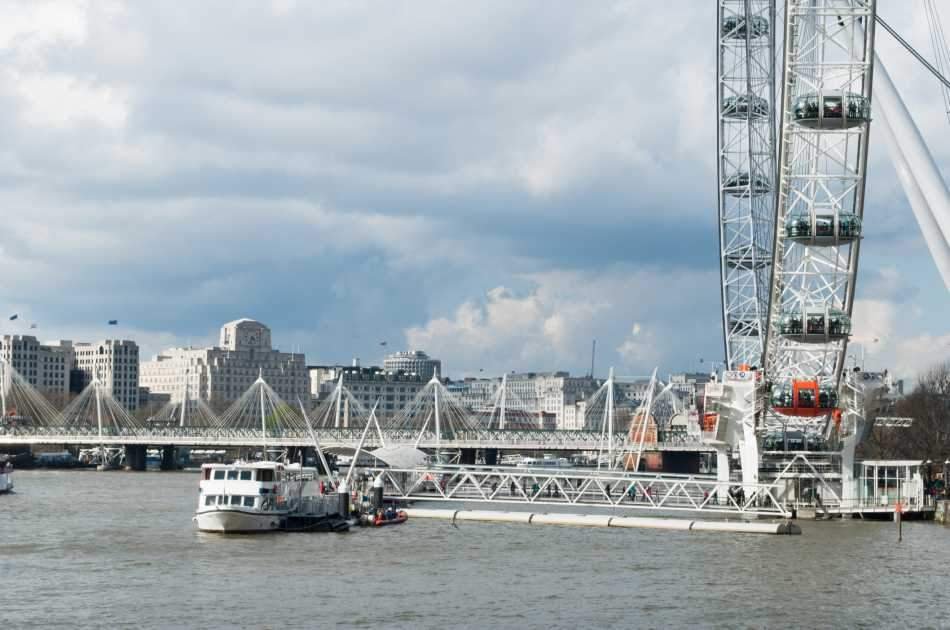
[725,250,770,270]
[721,15,769,40]
[723,173,771,198]
[762,431,823,451]
[792,92,871,130]
[728,317,760,335]
[785,211,862,244]
[722,95,770,120]
[778,308,852,343]
[770,379,839,417]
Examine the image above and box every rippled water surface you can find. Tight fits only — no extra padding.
[2,470,948,629]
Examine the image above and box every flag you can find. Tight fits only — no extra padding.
[8,314,17,321]
[108,320,118,325]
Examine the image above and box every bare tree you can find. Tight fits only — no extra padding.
[861,361,950,460]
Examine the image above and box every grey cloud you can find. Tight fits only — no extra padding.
[0,1,946,376]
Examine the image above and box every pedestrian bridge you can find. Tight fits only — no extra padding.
[0,426,715,452]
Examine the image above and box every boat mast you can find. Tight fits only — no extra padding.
[297,397,333,483]
[344,399,378,489]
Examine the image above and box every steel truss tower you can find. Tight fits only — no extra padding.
[717,0,778,370]
[764,0,876,435]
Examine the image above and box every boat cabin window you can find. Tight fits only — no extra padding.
[243,496,255,507]
[213,470,226,480]
[204,495,216,506]
[239,470,252,481]
[258,469,274,482]
[230,495,242,505]
[227,470,239,480]
[217,495,226,505]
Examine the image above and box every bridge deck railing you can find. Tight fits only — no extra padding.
[0,426,711,450]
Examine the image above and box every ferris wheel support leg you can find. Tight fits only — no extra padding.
[715,447,731,506]
[739,415,759,495]
[874,53,950,289]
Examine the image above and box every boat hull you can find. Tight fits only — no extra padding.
[195,508,287,533]
[374,511,408,527]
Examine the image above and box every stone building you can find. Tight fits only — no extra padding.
[140,319,308,407]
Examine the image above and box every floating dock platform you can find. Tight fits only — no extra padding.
[405,508,801,535]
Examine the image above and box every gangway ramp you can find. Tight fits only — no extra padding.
[368,464,791,518]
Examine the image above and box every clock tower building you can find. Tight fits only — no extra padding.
[220,318,272,351]
[140,318,308,407]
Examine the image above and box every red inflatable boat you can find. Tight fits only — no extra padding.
[373,510,408,527]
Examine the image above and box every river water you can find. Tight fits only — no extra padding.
[1,470,947,629]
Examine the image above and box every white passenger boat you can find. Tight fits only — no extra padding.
[516,455,574,470]
[0,462,13,494]
[195,460,329,533]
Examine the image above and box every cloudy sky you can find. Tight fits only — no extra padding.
[1,1,948,380]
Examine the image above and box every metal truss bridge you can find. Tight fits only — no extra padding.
[368,464,790,517]
[0,426,714,452]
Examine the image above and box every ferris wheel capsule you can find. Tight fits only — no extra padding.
[784,210,862,245]
[723,173,771,198]
[792,91,871,130]
[770,379,839,417]
[722,94,770,120]
[720,15,769,40]
[778,308,852,344]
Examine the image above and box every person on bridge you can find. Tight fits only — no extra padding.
[510,481,516,496]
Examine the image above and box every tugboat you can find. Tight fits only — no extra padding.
[0,461,13,494]
[195,460,342,533]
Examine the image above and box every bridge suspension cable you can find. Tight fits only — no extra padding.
[874,10,950,97]
[0,358,62,427]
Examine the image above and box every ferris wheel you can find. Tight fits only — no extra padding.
[717,0,950,446]
[717,0,875,438]
[764,0,876,433]
[716,0,778,372]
